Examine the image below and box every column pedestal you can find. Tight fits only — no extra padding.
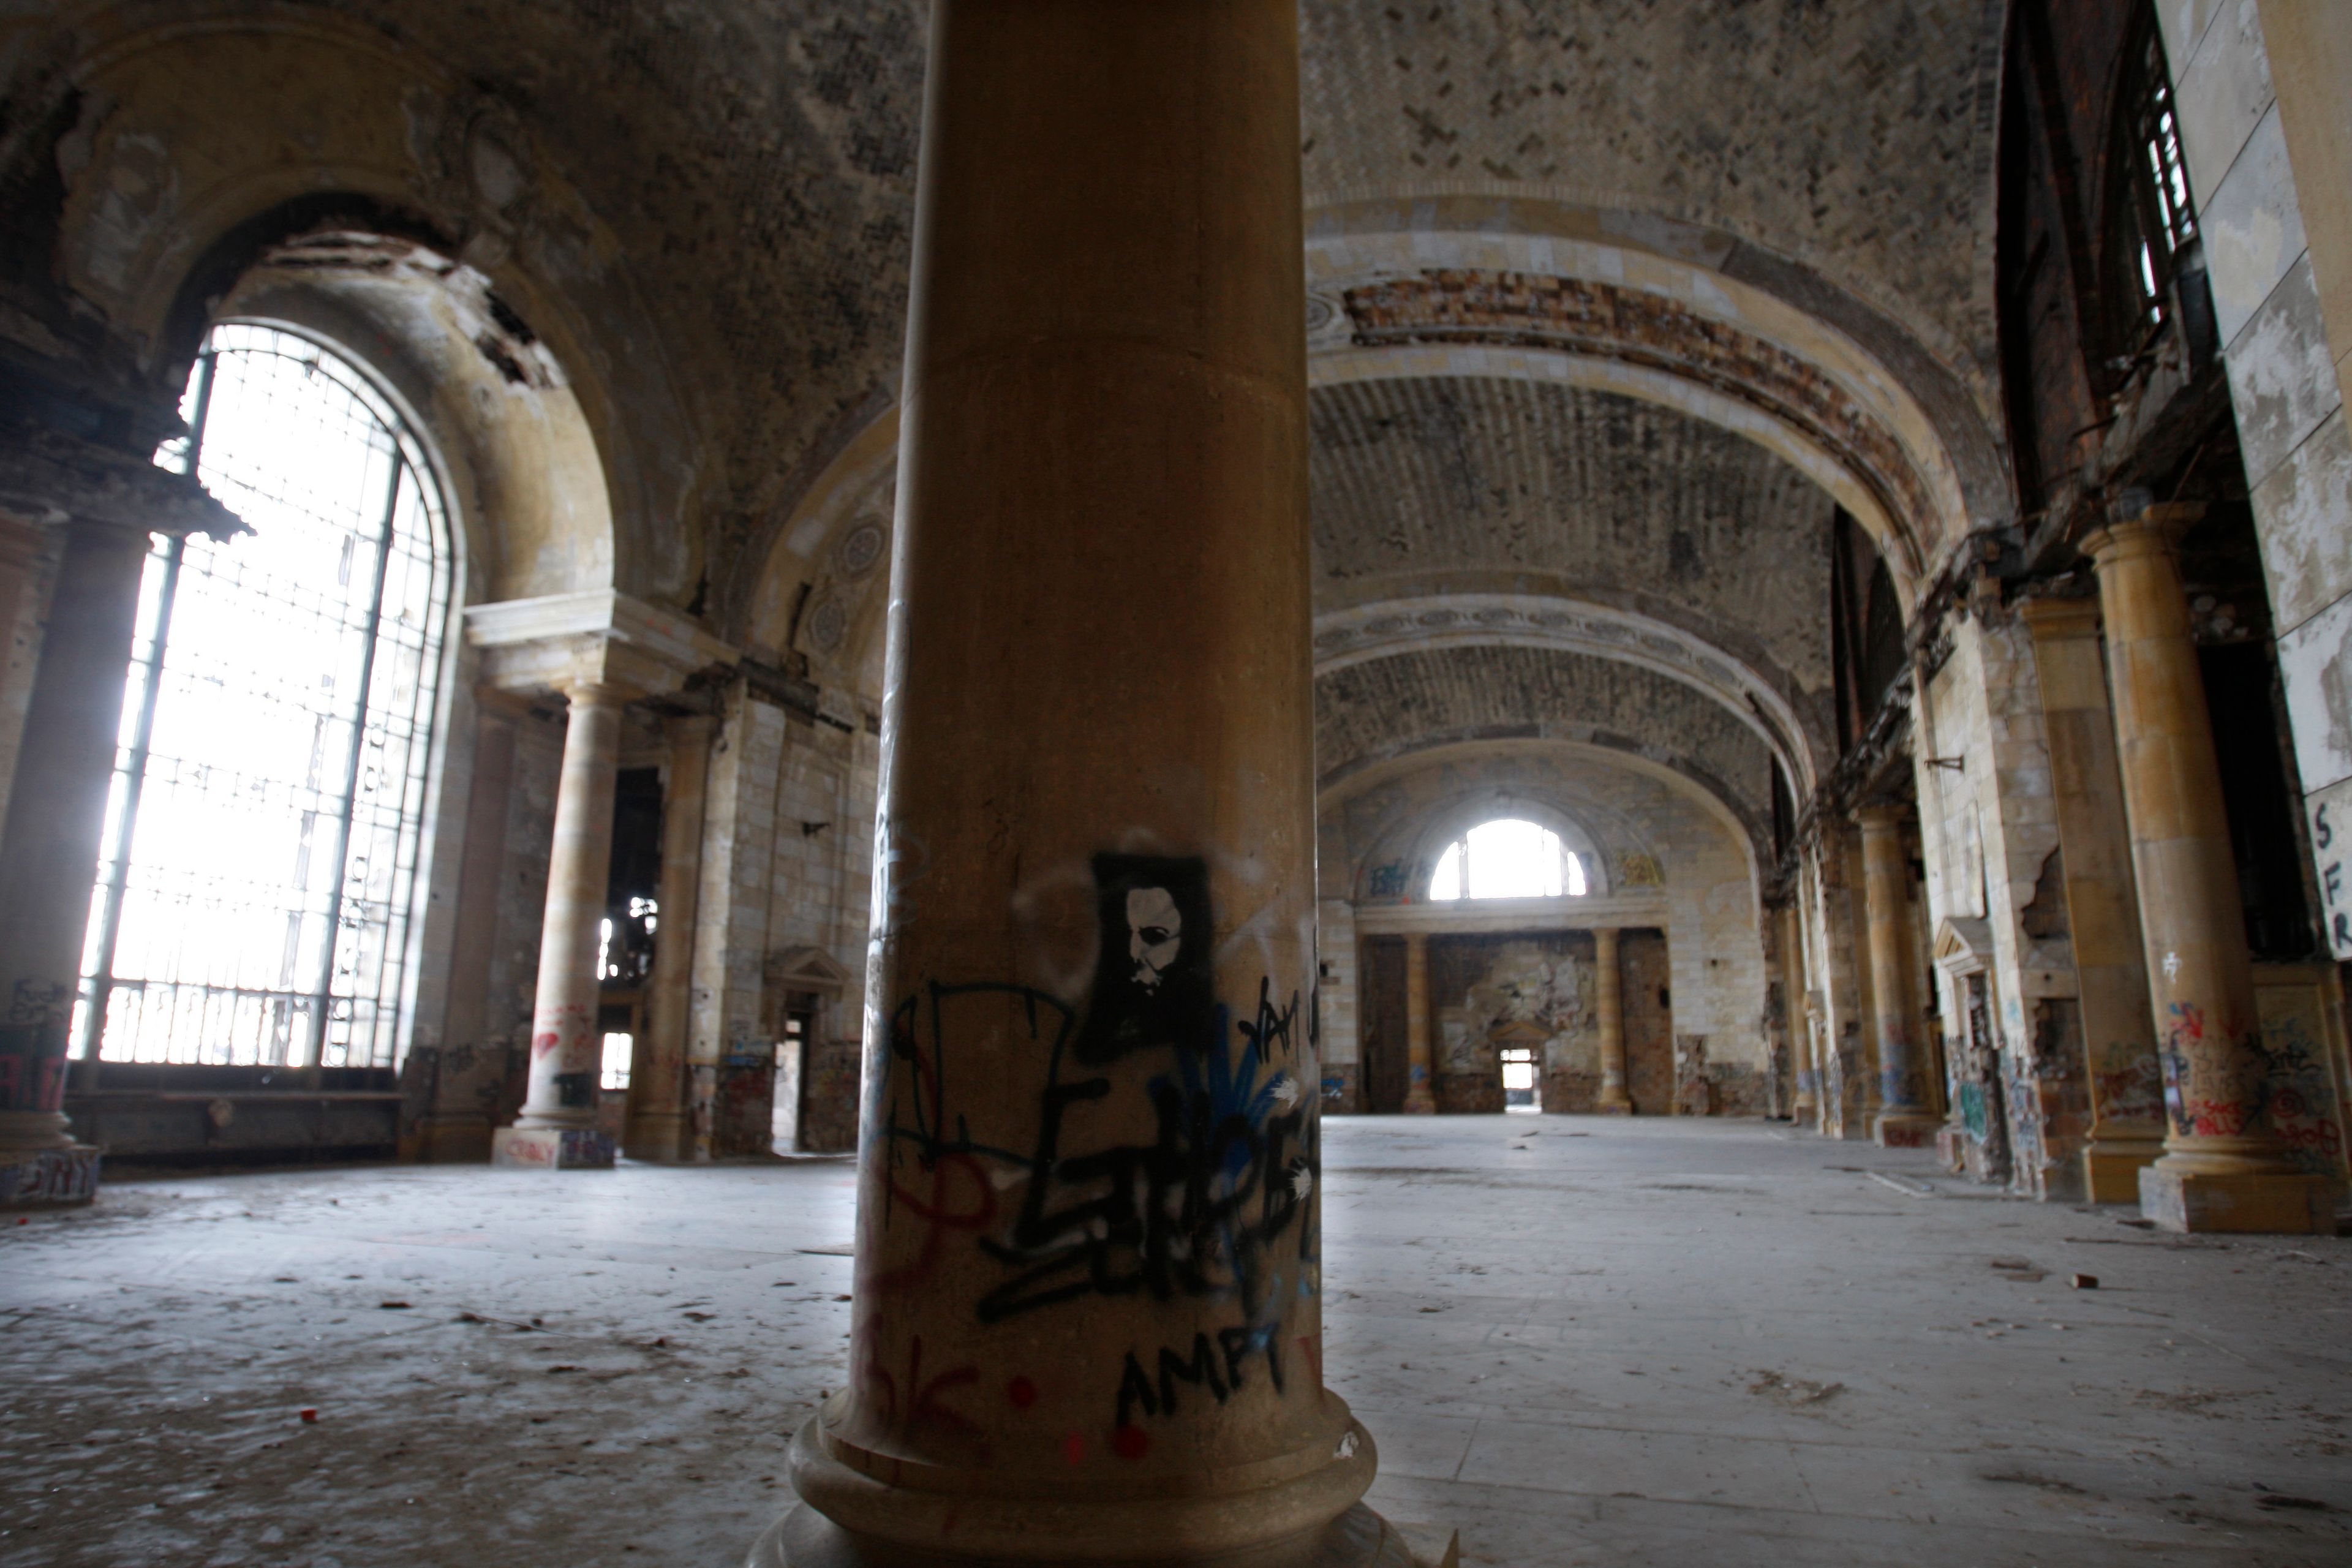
[2086,510,2338,1231]
[493,678,628,1170]
[0,522,149,1206]
[1593,927,1632,1114]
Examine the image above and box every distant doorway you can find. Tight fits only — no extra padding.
[1499,1042,1541,1113]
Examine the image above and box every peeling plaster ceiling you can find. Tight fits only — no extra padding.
[1314,645,1777,841]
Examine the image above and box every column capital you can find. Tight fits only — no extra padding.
[2016,592,2102,642]
[464,588,739,703]
[1854,801,1909,835]
[558,677,635,712]
[2080,502,2204,566]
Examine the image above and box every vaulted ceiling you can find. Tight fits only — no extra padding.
[2,1,2016,856]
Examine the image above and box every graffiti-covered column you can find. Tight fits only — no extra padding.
[1593,927,1632,1114]
[1858,807,1939,1147]
[2084,508,2333,1232]
[1402,932,1436,1114]
[624,714,714,1161]
[0,521,147,1206]
[2018,595,2166,1201]
[493,678,627,1170]
[756,2,1414,1564]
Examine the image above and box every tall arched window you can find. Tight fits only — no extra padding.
[73,323,454,1069]
[1428,818,1586,900]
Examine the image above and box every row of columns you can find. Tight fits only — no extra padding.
[1792,504,2333,1231]
[1396,927,1630,1115]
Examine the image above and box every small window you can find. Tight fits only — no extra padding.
[600,1031,633,1092]
[1428,818,1586,901]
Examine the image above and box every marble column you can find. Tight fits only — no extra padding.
[2083,507,2334,1232]
[754,4,1420,1563]
[1782,903,1819,1122]
[1403,932,1437,1114]
[0,522,148,1206]
[1858,806,1939,1147]
[2019,595,2168,1201]
[624,714,713,1162]
[1593,927,1632,1114]
[492,678,627,1170]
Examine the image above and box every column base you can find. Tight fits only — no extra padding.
[0,1141,99,1207]
[1400,1097,1436,1116]
[624,1110,691,1163]
[1593,1099,1632,1117]
[2138,1163,2341,1234]
[2081,1136,2165,1204]
[491,1126,615,1169]
[1872,1112,1941,1149]
[748,1502,1453,1568]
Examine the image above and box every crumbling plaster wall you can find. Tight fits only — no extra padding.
[1913,613,2083,1197]
[2158,0,2352,957]
[1319,742,1767,1102]
[1316,645,1776,843]
[1297,0,2009,460]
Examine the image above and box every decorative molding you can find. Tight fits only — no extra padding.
[464,588,737,699]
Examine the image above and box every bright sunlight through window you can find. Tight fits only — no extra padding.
[1428,818,1586,901]
[72,324,452,1071]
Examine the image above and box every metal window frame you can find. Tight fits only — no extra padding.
[73,324,455,1071]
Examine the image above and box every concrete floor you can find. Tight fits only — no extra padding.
[2,1117,2348,1568]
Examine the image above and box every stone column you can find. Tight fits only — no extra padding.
[2083,507,2333,1232]
[1782,903,1818,1122]
[1402,931,1437,1114]
[492,679,627,1170]
[1858,806,1939,1147]
[625,714,712,1162]
[0,522,148,1206]
[1593,927,1632,1114]
[756,4,1417,1564]
[2019,595,2168,1201]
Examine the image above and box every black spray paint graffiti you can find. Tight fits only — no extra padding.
[875,854,1318,1425]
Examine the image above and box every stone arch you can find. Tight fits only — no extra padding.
[1303,201,2016,602]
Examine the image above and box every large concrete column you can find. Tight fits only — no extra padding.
[2083,508,2334,1231]
[1781,904,1818,1122]
[2019,596,2168,1201]
[1593,927,1632,1114]
[1402,932,1437,1115]
[756,4,1420,1564]
[0,522,148,1205]
[1858,806,1939,1147]
[493,678,627,1170]
[625,714,713,1162]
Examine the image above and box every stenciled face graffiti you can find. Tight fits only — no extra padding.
[1127,886,1182,991]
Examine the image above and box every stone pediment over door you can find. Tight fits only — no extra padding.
[1489,1018,1551,1047]
[767,945,852,998]
[1932,917,1993,980]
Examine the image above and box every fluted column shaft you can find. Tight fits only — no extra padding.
[2084,508,2331,1232]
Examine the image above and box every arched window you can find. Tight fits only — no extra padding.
[1428,818,1586,901]
[73,323,454,1069]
